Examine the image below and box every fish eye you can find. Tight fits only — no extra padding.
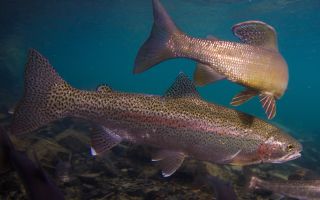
[287,144,294,151]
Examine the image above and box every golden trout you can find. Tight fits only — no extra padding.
[134,0,289,119]
[12,49,300,177]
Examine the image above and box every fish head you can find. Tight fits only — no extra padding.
[258,129,302,164]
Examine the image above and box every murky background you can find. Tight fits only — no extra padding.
[1,0,320,199]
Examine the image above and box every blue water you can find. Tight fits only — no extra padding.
[1,0,319,135]
[1,0,320,198]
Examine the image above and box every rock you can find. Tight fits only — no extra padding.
[57,131,89,153]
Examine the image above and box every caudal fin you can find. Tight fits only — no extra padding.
[133,0,180,74]
[11,49,73,135]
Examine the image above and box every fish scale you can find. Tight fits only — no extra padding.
[11,49,301,177]
[172,34,284,93]
[134,0,289,119]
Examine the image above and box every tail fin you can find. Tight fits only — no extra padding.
[11,49,73,135]
[133,0,180,73]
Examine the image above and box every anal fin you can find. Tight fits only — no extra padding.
[230,89,258,106]
[91,126,122,156]
[152,150,185,177]
[193,35,223,86]
[259,93,276,119]
[194,63,225,86]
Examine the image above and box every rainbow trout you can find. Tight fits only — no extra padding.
[249,176,320,200]
[12,49,300,177]
[134,0,289,119]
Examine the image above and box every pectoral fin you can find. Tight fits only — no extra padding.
[230,89,258,106]
[259,93,276,119]
[218,149,242,164]
[152,150,185,177]
[232,20,278,52]
[90,126,122,156]
[194,63,225,86]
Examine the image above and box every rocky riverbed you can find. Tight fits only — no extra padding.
[0,105,318,200]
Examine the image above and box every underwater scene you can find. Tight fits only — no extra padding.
[1,0,320,199]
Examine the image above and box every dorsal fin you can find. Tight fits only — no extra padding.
[96,84,112,94]
[164,72,200,99]
[232,20,278,52]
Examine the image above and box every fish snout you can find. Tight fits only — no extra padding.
[283,151,301,162]
[271,149,302,164]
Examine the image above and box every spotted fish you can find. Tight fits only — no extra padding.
[249,176,320,200]
[12,49,300,177]
[134,0,289,119]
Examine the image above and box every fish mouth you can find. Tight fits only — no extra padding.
[271,151,301,164]
[284,151,301,161]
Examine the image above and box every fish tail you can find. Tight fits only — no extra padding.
[134,0,180,73]
[11,49,74,135]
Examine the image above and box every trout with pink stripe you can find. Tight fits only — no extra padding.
[11,49,300,177]
[134,0,289,119]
